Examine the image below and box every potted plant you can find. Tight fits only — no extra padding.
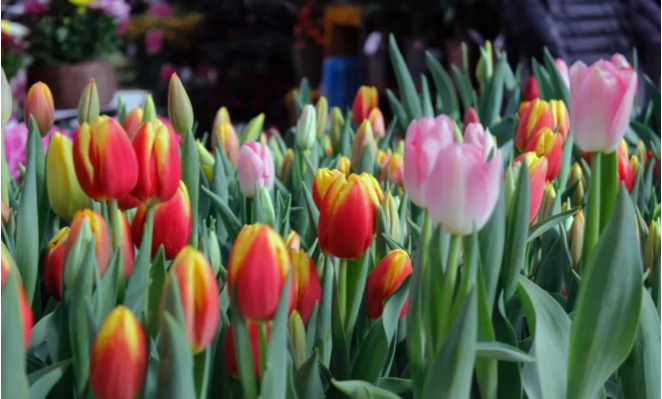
[24,0,130,109]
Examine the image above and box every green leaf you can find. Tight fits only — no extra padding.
[476,341,536,363]
[543,48,569,104]
[528,206,580,242]
[567,189,643,399]
[148,247,167,338]
[493,300,523,399]
[475,265,498,399]
[157,313,196,399]
[345,254,370,337]
[489,115,517,144]
[340,110,354,157]
[242,113,266,143]
[420,75,434,118]
[501,165,530,301]
[451,65,475,112]
[532,58,554,100]
[332,379,400,399]
[201,185,242,239]
[2,271,30,398]
[313,257,333,367]
[182,130,201,246]
[295,351,324,399]
[301,184,319,230]
[423,289,477,399]
[518,278,571,399]
[386,89,409,132]
[378,378,412,395]
[478,54,507,127]
[426,51,459,119]
[388,34,422,121]
[261,273,292,399]
[479,188,505,310]
[28,359,71,399]
[230,293,258,399]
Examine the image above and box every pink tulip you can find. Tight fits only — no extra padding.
[463,123,495,160]
[403,116,455,207]
[569,54,637,153]
[555,58,570,88]
[237,141,274,197]
[425,142,502,235]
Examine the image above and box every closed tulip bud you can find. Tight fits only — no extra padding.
[636,140,647,169]
[74,116,138,200]
[382,191,401,243]
[296,104,316,151]
[376,150,390,167]
[351,120,377,171]
[1,68,12,125]
[315,96,328,138]
[224,322,268,378]
[525,127,563,181]
[540,182,556,220]
[167,73,194,135]
[117,209,135,277]
[259,187,276,226]
[162,246,220,353]
[289,310,307,368]
[237,141,275,198]
[476,41,493,87]
[280,148,293,185]
[286,230,301,251]
[617,140,634,192]
[207,229,222,276]
[570,55,637,152]
[644,220,660,282]
[242,113,265,143]
[630,155,640,180]
[212,106,231,130]
[523,76,540,101]
[463,107,479,126]
[197,141,215,182]
[322,135,333,156]
[131,119,181,204]
[77,79,100,124]
[318,174,375,259]
[568,163,586,206]
[426,143,503,235]
[313,168,342,209]
[46,132,92,219]
[122,107,143,140]
[330,107,345,150]
[515,98,570,151]
[25,81,54,135]
[360,172,384,211]
[212,122,240,166]
[512,152,549,223]
[228,224,294,321]
[289,248,321,324]
[380,153,404,185]
[132,181,191,260]
[64,209,111,276]
[568,210,585,269]
[337,155,350,177]
[404,116,455,207]
[351,86,378,125]
[366,249,412,319]
[369,108,386,139]
[90,306,147,399]
[45,227,70,301]
[142,94,156,123]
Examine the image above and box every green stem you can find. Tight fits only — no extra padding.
[257,322,269,377]
[142,205,156,318]
[108,200,122,251]
[599,150,618,231]
[438,234,462,345]
[582,152,602,271]
[338,258,348,326]
[419,214,437,357]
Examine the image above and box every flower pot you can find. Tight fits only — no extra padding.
[28,60,116,110]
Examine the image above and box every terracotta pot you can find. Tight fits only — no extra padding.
[28,60,116,110]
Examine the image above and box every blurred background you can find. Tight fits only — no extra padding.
[1,0,660,134]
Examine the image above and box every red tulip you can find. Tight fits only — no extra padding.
[63,209,111,274]
[45,227,70,301]
[289,249,321,324]
[512,152,549,223]
[523,76,540,101]
[617,140,635,192]
[525,127,563,181]
[24,81,54,135]
[312,168,342,209]
[463,107,479,126]
[351,86,378,125]
[365,249,412,319]
[122,107,143,140]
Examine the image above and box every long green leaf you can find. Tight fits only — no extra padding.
[528,206,579,242]
[426,51,459,119]
[501,165,530,301]
[28,360,71,399]
[157,313,196,399]
[388,34,422,121]
[332,379,400,399]
[261,273,292,399]
[476,341,536,363]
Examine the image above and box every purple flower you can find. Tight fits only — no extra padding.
[145,29,163,55]
[90,0,131,24]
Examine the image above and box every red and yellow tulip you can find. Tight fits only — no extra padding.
[525,127,563,181]
[24,81,54,135]
[122,107,143,140]
[380,153,404,186]
[46,132,92,219]
[312,168,342,209]
[513,152,549,223]
[45,227,70,301]
[286,230,301,251]
[63,209,111,274]
[365,249,412,319]
[351,86,378,125]
[515,98,569,151]
[289,249,321,324]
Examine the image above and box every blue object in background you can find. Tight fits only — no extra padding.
[322,56,360,111]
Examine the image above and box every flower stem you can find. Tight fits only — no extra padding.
[582,151,601,271]
[599,150,618,231]
[438,234,462,345]
[108,199,122,252]
[257,322,269,377]
[142,205,156,319]
[338,258,348,326]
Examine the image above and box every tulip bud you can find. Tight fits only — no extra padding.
[45,227,70,301]
[2,68,12,125]
[74,116,138,200]
[296,104,316,151]
[289,248,321,324]
[567,163,586,206]
[369,108,386,139]
[122,107,143,140]
[525,127,563,181]
[376,150,390,167]
[644,220,660,282]
[213,122,240,166]
[280,148,293,186]
[315,96,328,138]
[1,245,33,349]
[630,155,640,180]
[259,187,276,226]
[463,107,479,126]
[46,132,92,219]
[224,322,268,378]
[167,73,194,135]
[568,209,585,269]
[351,120,377,172]
[90,306,147,399]
[117,209,135,277]
[540,182,556,220]
[351,86,378,125]
[550,99,570,142]
[289,310,307,368]
[162,246,220,353]
[512,152,549,223]
[636,140,647,169]
[237,142,275,198]
[617,139,634,192]
[337,155,350,177]
[360,172,384,211]
[365,249,412,319]
[380,153,404,185]
[322,135,333,156]
[142,94,156,123]
[318,174,375,259]
[382,191,401,243]
[207,229,222,276]
[213,106,231,130]
[286,230,300,251]
[132,181,191,260]
[476,41,493,87]
[228,224,294,321]
[330,107,345,151]
[523,76,540,101]
[25,82,55,135]
[312,168,342,209]
[77,79,100,124]
[515,98,570,151]
[63,209,111,277]
[197,141,215,182]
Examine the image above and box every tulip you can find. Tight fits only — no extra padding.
[296,104,316,151]
[315,96,328,138]
[380,153,404,185]
[1,68,12,125]
[514,98,569,151]
[376,150,390,168]
[237,141,275,198]
[2,245,33,349]
[617,140,634,192]
[228,224,294,320]
[568,162,586,206]
[330,107,345,150]
[512,152,549,223]
[360,172,384,211]
[630,155,640,180]
[212,121,240,166]
[404,116,455,207]
[279,148,293,186]
[523,76,540,101]
[45,227,70,301]
[644,220,660,282]
[525,127,563,181]
[366,249,412,319]
[286,230,300,251]
[122,107,143,140]
[212,106,231,130]
[142,94,156,123]
[132,181,191,260]
[73,116,138,201]
[1,200,9,225]
[463,107,479,126]
[369,108,386,139]
[224,322,268,378]
[322,135,333,156]
[46,132,92,219]
[312,168,342,209]
[167,73,194,135]
[463,123,495,160]
[351,86,378,125]
[337,155,350,177]
[163,246,219,353]
[636,140,648,169]
[77,79,100,124]
[426,143,502,235]
[539,182,556,220]
[64,209,111,274]
[476,41,493,86]
[351,120,377,172]
[197,141,215,182]
[570,55,637,152]
[24,81,54,135]
[118,195,141,211]
[381,191,402,244]
[289,249,321,324]
[90,306,146,399]
[318,174,375,259]
[568,209,585,269]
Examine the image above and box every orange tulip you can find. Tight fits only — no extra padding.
[122,107,143,140]
[90,306,147,399]
[24,81,54,135]
[379,153,404,185]
[512,152,549,223]
[289,249,321,324]
[365,249,412,319]
[45,227,70,301]
[351,86,378,125]
[337,155,350,177]
[224,322,269,378]
[63,209,111,274]
[213,122,240,165]
[525,127,563,181]
[312,168,342,209]
[369,108,385,139]
[617,139,635,192]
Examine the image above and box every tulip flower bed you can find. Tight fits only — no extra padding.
[1,36,660,399]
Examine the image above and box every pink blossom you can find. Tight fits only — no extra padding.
[145,29,164,55]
